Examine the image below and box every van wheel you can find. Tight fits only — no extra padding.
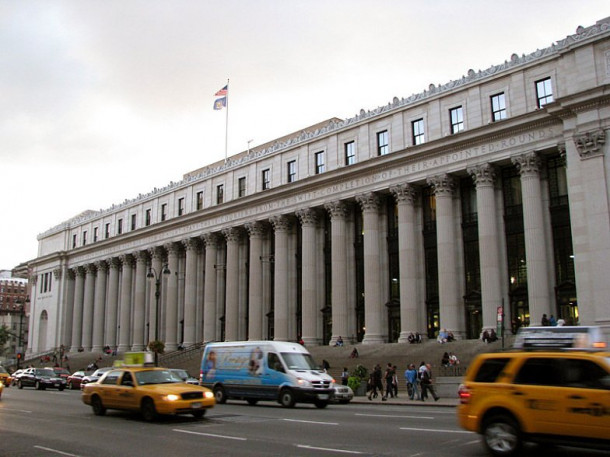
[482,414,522,457]
[246,398,258,406]
[314,400,328,409]
[279,389,295,408]
[213,385,227,404]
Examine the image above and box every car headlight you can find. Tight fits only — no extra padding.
[296,378,312,388]
[204,391,214,399]
[163,394,180,401]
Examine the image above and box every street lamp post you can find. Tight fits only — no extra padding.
[146,264,170,366]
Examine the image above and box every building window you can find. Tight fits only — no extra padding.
[105,223,110,239]
[217,184,224,204]
[261,169,271,190]
[93,227,98,242]
[161,204,167,221]
[238,177,246,197]
[491,93,507,121]
[131,214,137,230]
[178,198,185,216]
[345,141,355,165]
[82,231,87,246]
[412,119,425,145]
[287,160,296,183]
[196,191,203,210]
[117,219,123,235]
[536,77,554,108]
[72,234,77,249]
[315,151,325,174]
[145,209,151,226]
[377,130,389,155]
[450,106,464,134]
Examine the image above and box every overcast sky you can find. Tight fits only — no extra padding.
[1,1,608,270]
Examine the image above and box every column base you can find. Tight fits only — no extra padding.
[302,337,320,346]
[362,334,386,344]
[131,344,145,352]
[91,345,103,353]
[117,344,131,352]
[165,343,178,351]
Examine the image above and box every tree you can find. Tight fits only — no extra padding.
[0,325,11,356]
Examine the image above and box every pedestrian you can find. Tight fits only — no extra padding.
[368,364,383,400]
[322,359,330,373]
[404,363,420,400]
[541,313,550,326]
[392,365,399,398]
[418,362,428,401]
[341,367,349,386]
[420,363,440,402]
[382,363,394,400]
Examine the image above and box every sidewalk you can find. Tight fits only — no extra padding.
[350,394,459,407]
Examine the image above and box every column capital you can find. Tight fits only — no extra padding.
[356,192,380,212]
[245,221,267,238]
[163,242,181,256]
[270,214,293,232]
[390,183,418,204]
[84,263,97,275]
[427,173,456,197]
[325,200,350,219]
[107,257,121,270]
[296,208,319,227]
[95,260,108,272]
[66,269,76,280]
[134,250,149,264]
[511,152,541,177]
[467,163,497,187]
[119,253,135,267]
[148,246,165,261]
[574,129,606,159]
[53,267,62,279]
[182,237,201,251]
[222,227,243,243]
[201,232,220,247]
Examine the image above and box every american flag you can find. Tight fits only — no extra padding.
[215,85,228,96]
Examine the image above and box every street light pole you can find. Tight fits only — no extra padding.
[147,264,170,366]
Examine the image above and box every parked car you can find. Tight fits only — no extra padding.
[80,367,113,389]
[46,367,71,380]
[169,368,200,385]
[331,385,354,404]
[10,369,25,386]
[67,370,88,390]
[18,368,67,391]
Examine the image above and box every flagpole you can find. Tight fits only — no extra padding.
[225,78,229,163]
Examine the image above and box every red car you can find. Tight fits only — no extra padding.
[66,370,88,390]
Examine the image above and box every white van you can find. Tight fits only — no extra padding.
[200,341,335,408]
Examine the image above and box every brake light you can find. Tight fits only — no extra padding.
[458,384,471,404]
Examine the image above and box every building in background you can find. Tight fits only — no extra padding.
[23,17,610,355]
[0,270,29,363]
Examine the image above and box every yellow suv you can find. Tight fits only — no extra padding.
[457,326,610,456]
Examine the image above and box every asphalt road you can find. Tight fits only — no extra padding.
[0,387,607,457]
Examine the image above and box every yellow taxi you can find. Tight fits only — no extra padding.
[0,377,3,399]
[457,326,610,456]
[82,365,215,421]
[0,366,12,388]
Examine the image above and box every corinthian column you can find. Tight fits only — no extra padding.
[512,152,551,323]
[91,261,108,352]
[324,201,349,345]
[182,237,200,347]
[390,183,420,342]
[202,233,219,342]
[118,254,134,352]
[223,228,242,341]
[69,267,85,352]
[105,258,120,349]
[131,250,149,351]
[81,264,96,351]
[468,163,503,332]
[164,242,180,351]
[296,208,320,346]
[427,174,462,338]
[270,215,292,341]
[246,222,266,340]
[356,193,384,344]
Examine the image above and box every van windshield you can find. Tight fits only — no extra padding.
[281,353,320,370]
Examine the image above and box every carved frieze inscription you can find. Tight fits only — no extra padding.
[73,128,555,263]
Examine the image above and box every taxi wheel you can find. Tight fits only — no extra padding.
[192,410,206,419]
[91,396,106,416]
[213,386,227,404]
[141,398,158,422]
[279,389,295,408]
[482,414,522,457]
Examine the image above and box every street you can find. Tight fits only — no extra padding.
[0,387,606,457]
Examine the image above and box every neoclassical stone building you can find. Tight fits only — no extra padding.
[27,17,610,354]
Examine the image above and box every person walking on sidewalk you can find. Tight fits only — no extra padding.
[420,363,440,402]
[382,363,394,401]
[368,364,383,400]
[404,363,420,400]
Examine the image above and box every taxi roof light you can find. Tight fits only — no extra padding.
[513,326,608,351]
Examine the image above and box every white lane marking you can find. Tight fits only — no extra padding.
[297,444,363,454]
[283,418,339,426]
[0,408,33,413]
[33,446,82,457]
[355,413,433,420]
[173,428,247,441]
[400,427,474,434]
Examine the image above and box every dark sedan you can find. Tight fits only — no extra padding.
[18,368,67,391]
